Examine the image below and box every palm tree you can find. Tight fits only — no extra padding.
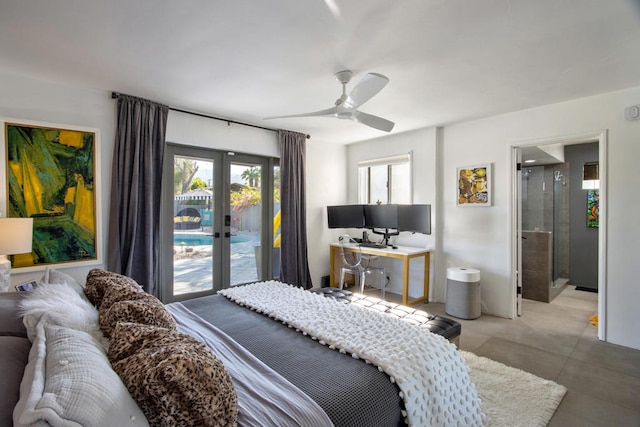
[241,167,261,188]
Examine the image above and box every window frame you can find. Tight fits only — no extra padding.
[358,152,412,204]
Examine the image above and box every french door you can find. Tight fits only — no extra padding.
[160,144,279,303]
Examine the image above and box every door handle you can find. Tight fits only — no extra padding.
[214,232,220,238]
[225,232,231,238]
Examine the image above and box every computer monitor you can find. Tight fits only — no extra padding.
[363,204,397,229]
[397,204,431,235]
[364,204,398,245]
[326,205,365,229]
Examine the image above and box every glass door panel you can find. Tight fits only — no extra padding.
[172,155,216,296]
[162,145,276,302]
[273,163,281,280]
[162,144,223,303]
[229,160,263,285]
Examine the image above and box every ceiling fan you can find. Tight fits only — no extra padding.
[265,70,395,132]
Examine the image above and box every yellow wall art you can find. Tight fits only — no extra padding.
[457,164,492,206]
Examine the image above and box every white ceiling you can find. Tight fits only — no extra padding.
[1,0,639,145]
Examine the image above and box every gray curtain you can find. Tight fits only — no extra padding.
[107,95,168,296]
[278,130,313,288]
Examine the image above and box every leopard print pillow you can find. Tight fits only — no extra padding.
[84,269,142,308]
[109,322,238,427]
[99,285,147,314]
[99,294,177,339]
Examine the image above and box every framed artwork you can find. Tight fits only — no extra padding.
[587,189,599,228]
[457,164,492,206]
[2,118,101,271]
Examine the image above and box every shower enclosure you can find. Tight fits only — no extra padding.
[521,164,570,302]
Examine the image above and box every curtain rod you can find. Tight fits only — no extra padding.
[111,91,310,139]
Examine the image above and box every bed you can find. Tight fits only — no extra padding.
[2,268,484,427]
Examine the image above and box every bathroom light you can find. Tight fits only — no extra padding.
[524,159,536,164]
[0,217,34,292]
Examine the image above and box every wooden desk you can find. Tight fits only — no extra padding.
[329,243,430,306]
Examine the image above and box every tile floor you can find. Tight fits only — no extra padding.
[367,285,640,426]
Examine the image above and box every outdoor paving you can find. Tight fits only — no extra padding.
[173,230,260,295]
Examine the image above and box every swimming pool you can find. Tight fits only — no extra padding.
[174,234,250,246]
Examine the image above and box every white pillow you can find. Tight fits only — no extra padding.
[13,319,149,427]
[19,281,106,348]
[40,267,84,294]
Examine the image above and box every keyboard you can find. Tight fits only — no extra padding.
[359,242,387,249]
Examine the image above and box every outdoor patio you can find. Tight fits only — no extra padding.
[173,230,261,295]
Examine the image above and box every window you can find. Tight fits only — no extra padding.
[358,153,412,204]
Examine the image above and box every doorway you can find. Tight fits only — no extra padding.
[160,144,280,303]
[512,130,607,341]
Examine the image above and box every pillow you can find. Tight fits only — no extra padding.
[84,269,142,308]
[40,267,84,294]
[13,319,149,427]
[0,292,28,337]
[99,294,177,339]
[109,322,238,427]
[99,282,146,313]
[19,281,107,348]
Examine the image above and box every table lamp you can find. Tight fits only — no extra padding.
[0,217,34,292]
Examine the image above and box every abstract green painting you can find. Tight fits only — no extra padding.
[3,119,100,269]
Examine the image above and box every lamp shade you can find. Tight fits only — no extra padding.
[0,218,34,255]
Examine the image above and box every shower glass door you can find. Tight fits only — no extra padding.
[552,167,569,286]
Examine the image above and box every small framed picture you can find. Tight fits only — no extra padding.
[457,164,492,206]
[15,280,38,292]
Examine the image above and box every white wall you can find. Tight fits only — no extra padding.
[166,110,279,157]
[305,142,348,286]
[439,86,640,350]
[344,128,438,298]
[0,69,116,286]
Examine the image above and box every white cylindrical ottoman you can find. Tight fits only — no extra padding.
[445,267,481,320]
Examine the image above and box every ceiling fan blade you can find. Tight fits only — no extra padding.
[264,106,337,120]
[343,73,389,109]
[352,111,395,132]
[323,0,343,22]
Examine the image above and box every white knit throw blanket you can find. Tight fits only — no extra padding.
[219,282,485,427]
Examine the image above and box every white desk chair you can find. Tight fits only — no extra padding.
[338,235,387,298]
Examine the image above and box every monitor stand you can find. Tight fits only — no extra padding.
[371,228,399,246]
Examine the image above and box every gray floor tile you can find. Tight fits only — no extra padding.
[547,410,595,427]
[557,359,640,412]
[581,322,599,338]
[551,389,640,427]
[495,318,581,356]
[473,336,568,381]
[570,334,640,378]
[523,297,595,325]
[458,330,492,353]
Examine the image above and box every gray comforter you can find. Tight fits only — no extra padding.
[179,294,404,427]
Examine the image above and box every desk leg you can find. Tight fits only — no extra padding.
[329,246,340,287]
[402,257,410,305]
[424,252,430,303]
